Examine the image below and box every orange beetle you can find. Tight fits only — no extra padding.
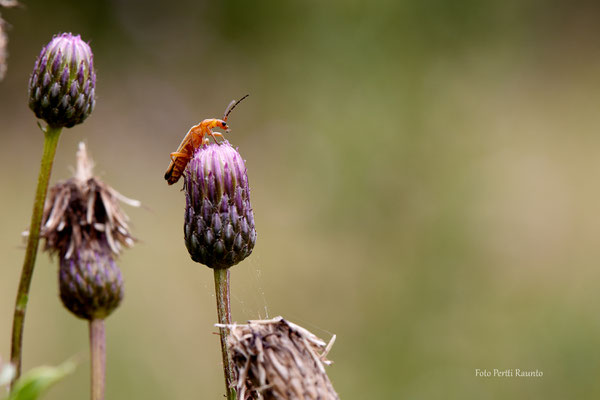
[164,95,249,185]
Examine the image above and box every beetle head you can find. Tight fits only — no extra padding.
[217,119,230,132]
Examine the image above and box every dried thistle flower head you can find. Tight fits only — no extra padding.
[222,317,339,400]
[184,142,256,269]
[28,33,96,128]
[42,142,138,258]
[40,142,139,320]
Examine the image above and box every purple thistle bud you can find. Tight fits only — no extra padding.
[59,245,124,320]
[184,142,256,269]
[28,33,96,128]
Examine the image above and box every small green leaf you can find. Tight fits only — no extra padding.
[7,360,75,400]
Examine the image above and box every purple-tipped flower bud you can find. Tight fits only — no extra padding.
[59,246,124,320]
[28,33,96,128]
[184,142,256,269]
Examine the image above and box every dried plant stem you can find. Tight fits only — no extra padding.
[89,318,106,400]
[214,268,236,400]
[10,125,62,387]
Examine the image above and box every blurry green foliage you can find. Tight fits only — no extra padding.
[3,361,74,400]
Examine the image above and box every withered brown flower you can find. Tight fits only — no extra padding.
[222,317,339,400]
[41,142,138,259]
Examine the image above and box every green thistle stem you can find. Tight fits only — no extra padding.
[10,125,62,387]
[89,318,106,400]
[214,268,236,400]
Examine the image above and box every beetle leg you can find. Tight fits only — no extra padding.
[211,132,225,144]
[170,152,189,163]
[205,129,219,144]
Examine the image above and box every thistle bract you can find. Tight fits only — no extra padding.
[184,142,256,269]
[28,33,96,128]
[59,246,123,320]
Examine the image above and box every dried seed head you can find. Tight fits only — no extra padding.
[40,142,138,320]
[223,317,339,400]
[28,33,96,128]
[41,143,138,258]
[59,245,123,320]
[184,142,256,269]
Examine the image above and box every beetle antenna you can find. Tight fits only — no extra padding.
[223,94,249,121]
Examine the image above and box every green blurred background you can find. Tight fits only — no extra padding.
[2,0,600,398]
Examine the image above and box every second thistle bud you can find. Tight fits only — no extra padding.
[59,246,124,320]
[184,142,256,269]
[28,33,96,128]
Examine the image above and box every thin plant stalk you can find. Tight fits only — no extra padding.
[10,125,62,386]
[214,268,236,400]
[89,318,106,400]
